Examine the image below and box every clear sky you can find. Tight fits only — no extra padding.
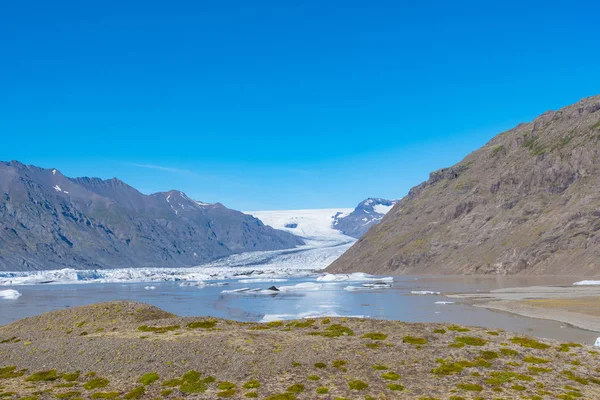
[1,1,599,210]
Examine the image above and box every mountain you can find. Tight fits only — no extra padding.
[328,95,600,276]
[332,198,397,238]
[0,161,303,271]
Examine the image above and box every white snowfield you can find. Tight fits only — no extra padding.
[0,208,358,286]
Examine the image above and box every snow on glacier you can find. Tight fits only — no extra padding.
[0,209,359,286]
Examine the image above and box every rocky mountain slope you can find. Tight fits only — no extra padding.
[328,95,600,276]
[0,161,303,271]
[332,198,397,238]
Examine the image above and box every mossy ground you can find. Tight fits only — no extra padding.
[0,301,599,399]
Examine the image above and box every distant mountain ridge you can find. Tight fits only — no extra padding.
[0,161,303,271]
[328,95,600,276]
[332,198,397,238]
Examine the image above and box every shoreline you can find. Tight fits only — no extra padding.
[448,285,600,335]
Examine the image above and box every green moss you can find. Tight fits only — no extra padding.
[180,381,207,394]
[447,325,470,332]
[387,384,404,391]
[83,378,110,390]
[322,324,354,337]
[124,386,146,400]
[561,371,589,385]
[160,390,173,397]
[25,370,59,382]
[0,366,25,379]
[528,366,552,373]
[449,342,466,348]
[486,331,500,336]
[433,328,446,334]
[137,325,180,334]
[244,392,258,398]
[479,350,499,360]
[456,383,482,392]
[140,373,159,385]
[19,396,38,400]
[286,384,304,394]
[314,362,327,369]
[55,392,82,399]
[321,318,331,325]
[264,394,296,400]
[512,384,526,391]
[218,382,236,390]
[217,389,236,397]
[287,319,315,329]
[307,375,320,381]
[161,379,183,387]
[510,337,550,349]
[316,387,329,394]
[403,336,427,345]
[362,332,387,340]
[186,320,217,329]
[499,348,519,357]
[243,380,260,389]
[365,342,382,349]
[372,365,388,370]
[523,356,550,364]
[381,372,400,380]
[90,393,119,399]
[558,342,582,352]
[454,336,487,346]
[348,380,368,391]
[62,372,80,382]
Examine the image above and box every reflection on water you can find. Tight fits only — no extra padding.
[1,275,597,345]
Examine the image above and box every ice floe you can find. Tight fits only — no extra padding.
[573,280,600,286]
[434,301,454,305]
[316,272,394,282]
[344,282,393,291]
[261,311,366,322]
[0,289,22,299]
[238,278,289,283]
[410,290,440,295]
[144,286,156,290]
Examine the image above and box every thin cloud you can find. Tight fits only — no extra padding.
[127,162,196,175]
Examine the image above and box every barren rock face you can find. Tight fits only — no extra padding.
[328,95,600,276]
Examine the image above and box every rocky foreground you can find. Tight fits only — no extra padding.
[1,302,599,400]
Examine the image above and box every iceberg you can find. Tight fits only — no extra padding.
[434,301,454,305]
[410,290,440,295]
[573,280,600,286]
[0,289,22,299]
[316,272,394,282]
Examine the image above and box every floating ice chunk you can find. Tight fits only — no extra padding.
[277,282,322,291]
[316,273,393,282]
[238,278,289,283]
[361,282,392,288]
[0,289,22,299]
[595,337,600,347]
[344,286,368,291]
[434,301,455,305]
[410,290,440,295]
[573,280,600,286]
[144,286,156,290]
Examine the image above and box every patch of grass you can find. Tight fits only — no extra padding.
[287,319,315,329]
[266,320,284,328]
[512,384,526,391]
[90,393,119,399]
[286,384,304,394]
[372,365,388,370]
[381,371,400,380]
[449,342,466,348]
[322,324,354,337]
[244,392,258,398]
[347,380,368,391]
[433,328,446,334]
[25,370,59,382]
[160,389,173,397]
[510,337,550,349]
[83,378,110,390]
[456,383,482,392]
[321,318,331,324]
[362,332,387,340]
[403,336,427,345]
[316,387,329,394]
[243,380,260,389]
[454,336,487,346]
[186,320,217,329]
[387,384,404,391]
[314,362,327,369]
[307,375,320,381]
[140,372,159,385]
[365,342,382,349]
[124,386,145,400]
[137,325,180,334]
[161,379,183,387]
[561,371,589,385]
[479,350,499,360]
[528,366,552,373]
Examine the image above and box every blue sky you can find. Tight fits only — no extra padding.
[1,0,599,210]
